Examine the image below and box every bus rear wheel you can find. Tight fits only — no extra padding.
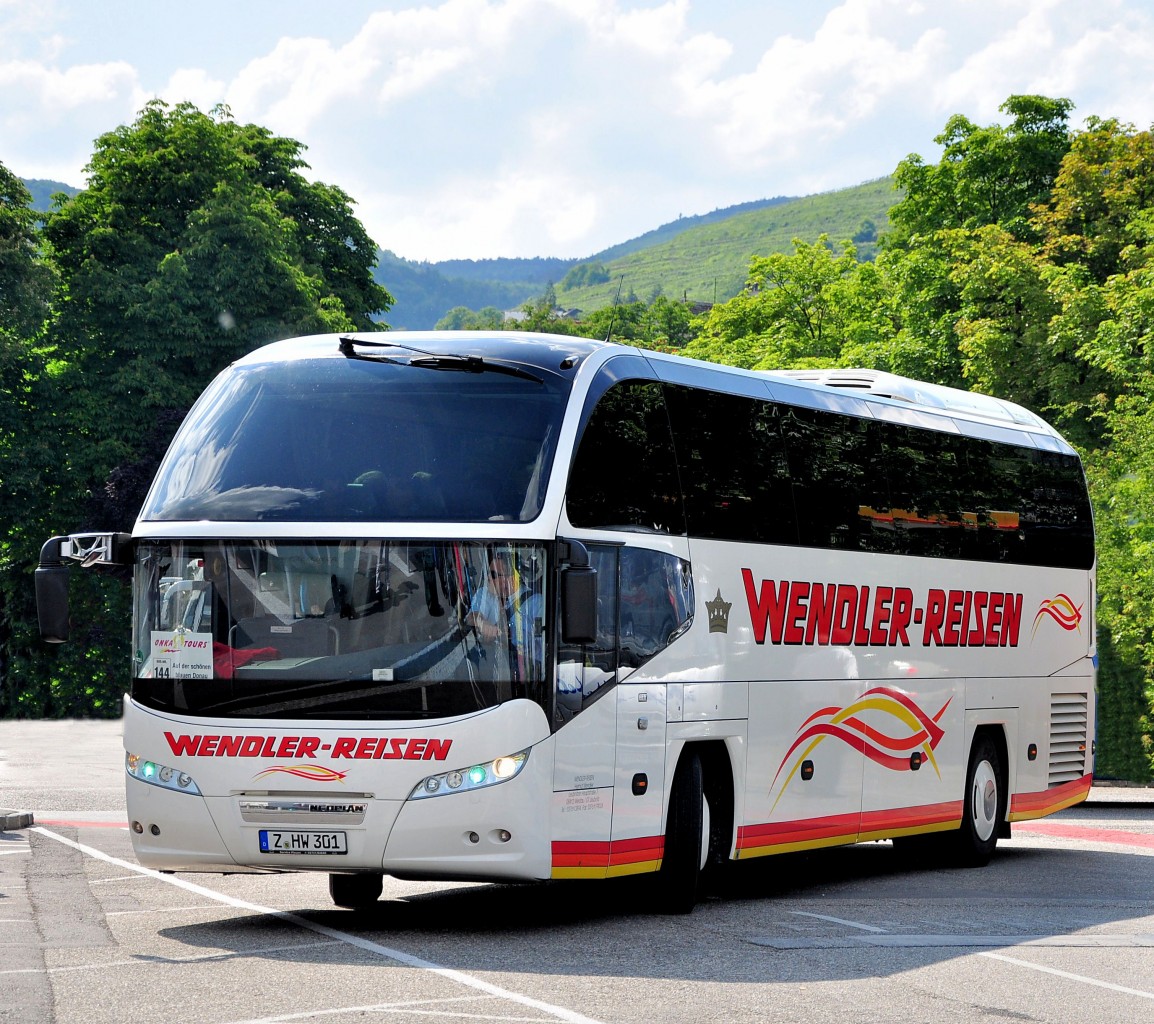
[329,872,383,909]
[652,751,706,915]
[953,733,1005,867]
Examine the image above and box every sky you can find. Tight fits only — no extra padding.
[3,0,1154,263]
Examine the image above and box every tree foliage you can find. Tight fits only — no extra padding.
[681,98,1154,779]
[9,94,1154,783]
[0,101,392,717]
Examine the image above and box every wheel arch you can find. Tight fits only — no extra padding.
[969,722,1011,838]
[668,738,736,865]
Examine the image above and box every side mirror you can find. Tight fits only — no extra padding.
[559,539,597,645]
[34,532,133,643]
[35,537,71,643]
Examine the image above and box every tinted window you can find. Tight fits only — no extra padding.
[665,385,797,545]
[143,357,570,523]
[566,381,686,535]
[779,406,896,553]
[882,424,989,560]
[556,544,693,724]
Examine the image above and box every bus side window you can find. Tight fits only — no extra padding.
[566,381,686,535]
[664,384,797,545]
[556,545,619,723]
[780,407,894,553]
[556,545,693,724]
[619,547,693,668]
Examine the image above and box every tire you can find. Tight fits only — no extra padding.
[953,733,1005,868]
[328,872,383,909]
[652,752,705,915]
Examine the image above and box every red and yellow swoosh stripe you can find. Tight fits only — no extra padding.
[254,764,348,783]
[1032,593,1083,636]
[770,687,950,811]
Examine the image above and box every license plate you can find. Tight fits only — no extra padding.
[259,830,347,855]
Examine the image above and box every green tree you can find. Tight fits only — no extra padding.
[1034,119,1154,281]
[509,282,580,335]
[890,94,1073,243]
[0,164,59,714]
[3,101,394,718]
[686,236,862,369]
[435,305,504,330]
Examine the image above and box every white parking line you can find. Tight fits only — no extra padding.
[784,904,1154,1001]
[980,951,1154,1001]
[0,940,344,976]
[32,827,608,1024]
[224,995,555,1024]
[790,911,887,933]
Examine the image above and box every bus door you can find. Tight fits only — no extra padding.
[611,682,667,875]
[550,544,619,877]
[550,543,690,877]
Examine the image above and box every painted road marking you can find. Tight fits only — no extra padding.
[1016,821,1154,850]
[31,827,609,1024]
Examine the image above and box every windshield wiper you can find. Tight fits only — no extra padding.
[409,354,543,383]
[339,336,543,384]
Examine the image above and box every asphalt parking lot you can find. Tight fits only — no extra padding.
[5,719,1154,1024]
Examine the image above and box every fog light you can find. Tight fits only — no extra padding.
[132,821,143,834]
[497,829,511,843]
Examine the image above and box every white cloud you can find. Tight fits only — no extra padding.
[0,58,136,110]
[3,0,1154,259]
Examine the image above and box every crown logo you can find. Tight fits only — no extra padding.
[706,589,732,634]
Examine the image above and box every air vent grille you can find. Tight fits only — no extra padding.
[1049,692,1088,786]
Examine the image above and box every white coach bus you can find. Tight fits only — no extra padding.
[37,332,1096,913]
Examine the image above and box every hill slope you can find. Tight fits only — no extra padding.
[557,177,896,312]
[22,175,897,328]
[23,178,80,210]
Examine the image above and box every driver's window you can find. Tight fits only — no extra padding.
[555,545,693,725]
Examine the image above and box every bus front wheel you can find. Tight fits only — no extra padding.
[329,872,383,909]
[954,733,1005,867]
[652,751,705,915]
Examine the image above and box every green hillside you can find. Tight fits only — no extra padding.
[23,177,80,211]
[558,177,896,313]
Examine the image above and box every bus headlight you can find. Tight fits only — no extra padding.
[126,752,202,795]
[408,750,529,800]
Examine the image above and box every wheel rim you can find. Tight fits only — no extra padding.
[970,759,998,842]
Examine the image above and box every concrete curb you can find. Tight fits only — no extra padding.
[1,810,34,830]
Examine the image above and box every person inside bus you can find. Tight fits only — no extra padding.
[464,549,544,689]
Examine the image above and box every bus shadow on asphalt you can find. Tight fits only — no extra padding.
[154,839,1154,984]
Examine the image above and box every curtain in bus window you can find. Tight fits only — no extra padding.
[664,385,797,545]
[566,381,686,535]
[778,406,895,553]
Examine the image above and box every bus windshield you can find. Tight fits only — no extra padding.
[131,540,548,720]
[141,354,571,523]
